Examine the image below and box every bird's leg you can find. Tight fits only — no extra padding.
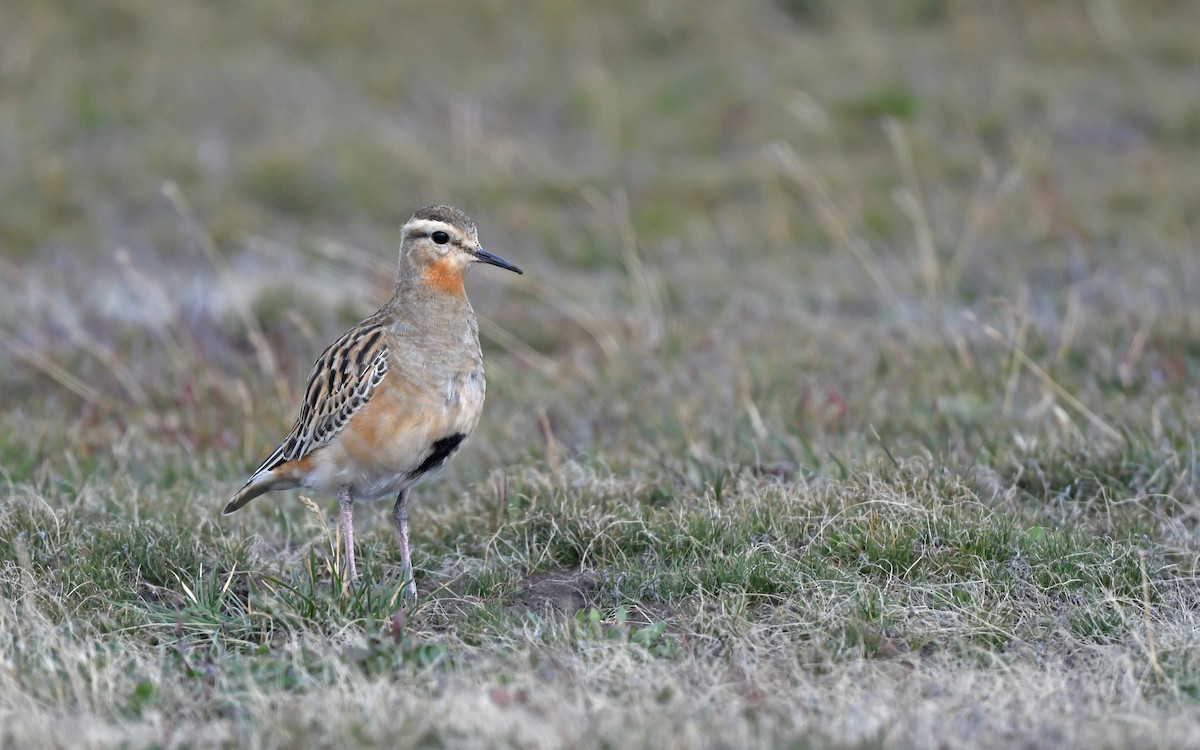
[338,484,358,585]
[392,488,415,601]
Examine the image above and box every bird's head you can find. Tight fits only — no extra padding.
[399,205,522,295]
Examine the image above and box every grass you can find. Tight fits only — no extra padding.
[2,0,1200,747]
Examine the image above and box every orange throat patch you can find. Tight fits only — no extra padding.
[423,259,466,296]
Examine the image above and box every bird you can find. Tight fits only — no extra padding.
[223,205,522,601]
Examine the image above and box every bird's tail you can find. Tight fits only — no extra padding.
[223,472,290,514]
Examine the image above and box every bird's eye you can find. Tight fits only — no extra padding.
[431,231,450,245]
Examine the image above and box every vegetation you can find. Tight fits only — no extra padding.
[2,1,1199,747]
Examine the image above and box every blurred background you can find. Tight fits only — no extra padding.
[1,0,1198,484]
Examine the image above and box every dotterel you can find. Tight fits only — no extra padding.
[224,205,522,600]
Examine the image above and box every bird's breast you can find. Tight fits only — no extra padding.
[306,356,485,500]
[444,366,485,412]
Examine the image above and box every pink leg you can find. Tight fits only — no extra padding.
[339,484,358,584]
[392,488,416,600]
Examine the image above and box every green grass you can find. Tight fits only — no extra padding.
[2,1,1200,748]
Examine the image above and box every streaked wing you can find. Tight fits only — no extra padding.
[252,316,390,476]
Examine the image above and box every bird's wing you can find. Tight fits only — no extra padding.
[251,318,390,477]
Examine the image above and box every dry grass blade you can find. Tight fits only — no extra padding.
[0,327,122,410]
[162,182,288,404]
[768,141,905,310]
[885,118,939,300]
[63,320,149,407]
[972,312,1124,444]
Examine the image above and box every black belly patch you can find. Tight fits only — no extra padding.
[410,433,466,478]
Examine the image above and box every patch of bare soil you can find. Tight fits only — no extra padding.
[508,567,600,616]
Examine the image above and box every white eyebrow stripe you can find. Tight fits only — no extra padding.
[403,219,464,239]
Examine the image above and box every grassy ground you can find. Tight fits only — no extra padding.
[2,0,1200,747]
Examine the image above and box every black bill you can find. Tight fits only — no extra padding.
[473,248,523,275]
